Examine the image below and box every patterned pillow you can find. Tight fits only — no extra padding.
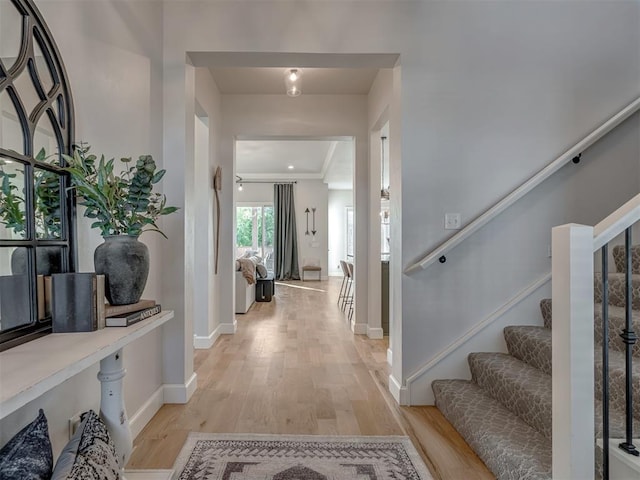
[0,409,53,480]
[51,410,119,480]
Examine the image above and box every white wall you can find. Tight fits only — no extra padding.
[295,181,329,278]
[193,67,223,348]
[162,0,640,405]
[216,94,368,331]
[328,190,352,276]
[0,0,168,455]
[367,69,396,342]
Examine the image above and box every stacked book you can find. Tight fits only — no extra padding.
[50,273,106,332]
[105,299,162,327]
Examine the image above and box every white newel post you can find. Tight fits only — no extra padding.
[98,348,133,476]
[552,224,595,480]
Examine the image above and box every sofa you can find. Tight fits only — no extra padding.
[235,271,255,314]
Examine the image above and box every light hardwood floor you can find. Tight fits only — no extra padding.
[129,277,494,479]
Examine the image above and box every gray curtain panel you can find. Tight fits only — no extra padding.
[274,183,300,280]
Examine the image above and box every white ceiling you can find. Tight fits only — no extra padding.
[209,67,378,95]
[236,139,354,190]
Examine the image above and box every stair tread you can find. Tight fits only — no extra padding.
[432,379,551,480]
[469,352,552,438]
[504,325,552,375]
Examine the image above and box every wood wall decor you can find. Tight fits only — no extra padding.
[213,166,222,274]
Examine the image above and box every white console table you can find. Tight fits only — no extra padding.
[0,310,174,419]
[0,311,175,477]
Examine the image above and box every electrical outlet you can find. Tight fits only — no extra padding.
[68,412,82,439]
[444,213,461,230]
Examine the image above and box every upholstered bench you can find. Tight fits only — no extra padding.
[301,265,321,281]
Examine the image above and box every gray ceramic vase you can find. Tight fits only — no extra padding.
[11,245,63,276]
[95,235,149,305]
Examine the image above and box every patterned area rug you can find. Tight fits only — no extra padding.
[172,433,433,480]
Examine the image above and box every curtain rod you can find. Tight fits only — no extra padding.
[236,179,297,184]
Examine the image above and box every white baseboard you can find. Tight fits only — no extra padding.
[367,327,384,339]
[193,324,223,349]
[387,348,393,367]
[129,385,164,439]
[218,320,237,335]
[351,322,368,335]
[389,374,408,405]
[164,372,197,404]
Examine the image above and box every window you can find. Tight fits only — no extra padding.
[236,204,274,270]
[0,0,75,351]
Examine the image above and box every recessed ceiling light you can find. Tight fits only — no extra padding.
[288,165,294,170]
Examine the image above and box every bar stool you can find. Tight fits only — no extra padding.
[338,260,349,306]
[341,262,354,313]
[346,262,355,321]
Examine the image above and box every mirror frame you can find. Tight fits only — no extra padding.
[0,0,75,350]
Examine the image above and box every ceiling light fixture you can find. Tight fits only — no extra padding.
[285,68,302,97]
[288,165,294,170]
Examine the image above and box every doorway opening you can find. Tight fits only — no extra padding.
[234,136,355,292]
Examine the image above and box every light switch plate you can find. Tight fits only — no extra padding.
[444,213,461,230]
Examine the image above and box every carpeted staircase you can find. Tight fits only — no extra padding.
[432,245,640,480]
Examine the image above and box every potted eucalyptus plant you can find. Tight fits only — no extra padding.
[0,150,63,275]
[63,144,177,305]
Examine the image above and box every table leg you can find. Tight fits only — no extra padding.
[98,348,132,477]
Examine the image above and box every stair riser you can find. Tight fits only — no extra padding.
[594,310,640,357]
[469,353,552,439]
[594,362,640,421]
[612,245,640,274]
[540,299,552,329]
[504,327,552,375]
[594,274,640,310]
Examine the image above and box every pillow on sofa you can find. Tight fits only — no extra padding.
[0,409,53,480]
[51,410,119,480]
[256,263,268,278]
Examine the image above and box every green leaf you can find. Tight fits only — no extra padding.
[151,170,166,183]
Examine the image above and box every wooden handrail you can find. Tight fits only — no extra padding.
[405,96,640,275]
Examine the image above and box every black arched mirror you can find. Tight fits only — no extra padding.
[0,0,75,350]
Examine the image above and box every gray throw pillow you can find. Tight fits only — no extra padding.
[51,410,119,480]
[0,409,53,480]
[256,264,268,278]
